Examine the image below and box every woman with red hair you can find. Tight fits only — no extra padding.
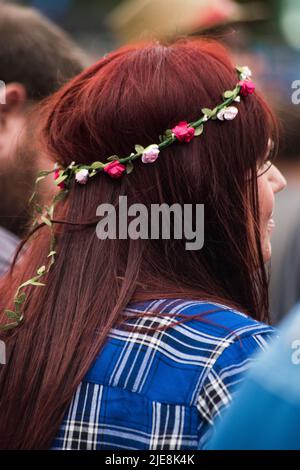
[0,39,286,449]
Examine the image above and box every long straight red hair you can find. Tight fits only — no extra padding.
[0,38,276,449]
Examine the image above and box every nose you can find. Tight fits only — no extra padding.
[269,165,287,194]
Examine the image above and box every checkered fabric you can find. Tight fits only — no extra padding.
[51,299,275,450]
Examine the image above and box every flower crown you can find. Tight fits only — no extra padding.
[51,65,254,186]
[1,66,254,331]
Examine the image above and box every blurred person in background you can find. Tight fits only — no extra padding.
[107,0,266,44]
[208,302,300,449]
[0,1,88,276]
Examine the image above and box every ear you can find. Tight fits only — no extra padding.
[1,82,27,114]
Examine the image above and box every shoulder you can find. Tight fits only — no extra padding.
[123,298,275,342]
[85,299,275,400]
[122,298,275,395]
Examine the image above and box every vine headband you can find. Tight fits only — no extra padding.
[2,66,254,331]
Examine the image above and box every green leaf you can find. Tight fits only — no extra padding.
[41,215,52,227]
[126,161,134,174]
[37,265,46,276]
[30,281,46,287]
[35,170,53,184]
[48,206,54,220]
[0,321,20,331]
[34,204,43,214]
[107,155,119,162]
[54,174,68,186]
[160,129,174,142]
[134,145,144,154]
[201,108,213,118]
[19,279,34,289]
[36,175,47,184]
[15,292,26,304]
[37,170,53,178]
[90,161,104,169]
[29,192,36,204]
[194,125,204,136]
[5,310,20,320]
[19,275,45,289]
[223,90,234,99]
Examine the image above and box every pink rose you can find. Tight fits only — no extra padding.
[104,160,126,178]
[172,121,195,143]
[238,80,255,96]
[54,168,65,189]
[142,144,160,163]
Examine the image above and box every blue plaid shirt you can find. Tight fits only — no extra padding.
[51,299,274,450]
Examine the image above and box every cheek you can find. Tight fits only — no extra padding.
[257,175,275,262]
[3,115,26,160]
[257,175,274,222]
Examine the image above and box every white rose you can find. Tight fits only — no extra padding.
[75,169,89,184]
[217,106,238,121]
[240,66,252,80]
